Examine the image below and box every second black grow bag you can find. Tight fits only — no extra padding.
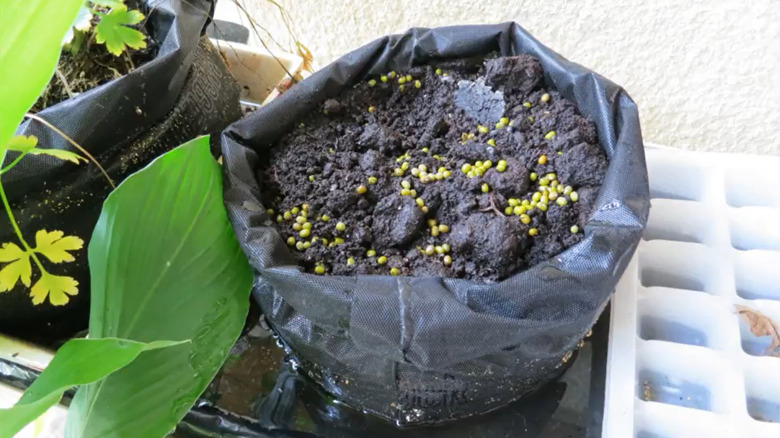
[221,22,649,425]
[0,0,242,344]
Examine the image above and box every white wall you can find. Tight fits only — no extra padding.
[217,0,780,155]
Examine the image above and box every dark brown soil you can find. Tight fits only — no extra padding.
[32,4,158,111]
[258,55,608,281]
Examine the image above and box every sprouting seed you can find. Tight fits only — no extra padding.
[422,147,429,152]
[520,214,531,224]
[401,189,411,196]
[496,160,507,172]
[293,223,302,231]
[532,192,542,202]
[291,207,300,215]
[377,256,388,265]
[410,189,418,197]
[569,191,579,202]
[276,215,283,223]
[513,206,523,216]
[504,206,513,215]
[405,74,412,82]
[414,80,421,88]
[296,216,306,224]
[302,223,312,230]
[390,267,400,275]
[556,197,568,206]
[540,93,550,103]
[411,168,421,177]
[425,245,435,256]
[441,243,451,253]
[443,255,452,266]
[315,265,325,275]
[477,125,489,134]
[528,228,539,236]
[308,175,315,182]
[481,183,490,193]
[287,236,295,246]
[283,211,292,221]
[296,241,305,251]
[487,139,496,147]
[393,168,404,176]
[484,160,493,168]
[356,185,368,194]
[538,155,547,165]
[368,106,376,113]
[563,186,573,195]
[380,75,388,83]
[368,79,377,87]
[523,102,531,108]
[529,172,538,181]
[368,176,378,184]
[537,202,548,212]
[302,203,309,211]
[321,238,329,245]
[401,161,410,170]
[347,257,355,265]
[421,206,429,213]
[334,237,345,245]
[401,180,411,189]
[431,227,440,237]
[367,249,377,257]
[435,245,444,255]
[500,117,509,126]
[336,222,346,232]
[528,116,535,123]
[399,84,405,91]
[415,198,425,207]
[549,191,559,201]
[438,224,450,233]
[544,131,556,140]
[570,225,579,234]
[299,229,311,238]
[388,71,396,79]
[398,77,406,85]
[435,68,442,75]
[508,198,519,207]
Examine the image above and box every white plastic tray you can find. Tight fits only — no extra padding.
[604,146,780,437]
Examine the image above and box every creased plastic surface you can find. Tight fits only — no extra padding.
[0,0,242,343]
[221,22,649,424]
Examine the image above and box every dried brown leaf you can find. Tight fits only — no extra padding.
[735,304,780,357]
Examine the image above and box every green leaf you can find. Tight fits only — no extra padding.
[90,0,127,7]
[0,338,188,438]
[28,147,87,164]
[0,242,31,292]
[33,229,84,263]
[63,2,94,45]
[0,0,84,150]
[5,135,38,153]
[94,6,147,56]
[65,136,253,437]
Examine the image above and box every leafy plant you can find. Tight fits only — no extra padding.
[1,137,253,437]
[64,0,147,56]
[0,0,89,306]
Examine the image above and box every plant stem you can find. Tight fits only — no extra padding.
[24,113,115,188]
[0,152,27,175]
[0,176,46,272]
[55,68,75,99]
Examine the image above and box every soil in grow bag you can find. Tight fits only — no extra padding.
[33,3,158,111]
[257,55,608,281]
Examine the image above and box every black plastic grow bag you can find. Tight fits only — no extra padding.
[220,22,649,424]
[0,0,242,344]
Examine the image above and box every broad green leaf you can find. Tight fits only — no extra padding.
[0,0,84,150]
[33,230,84,263]
[90,0,127,7]
[0,242,31,291]
[0,338,188,438]
[65,136,253,437]
[94,6,147,56]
